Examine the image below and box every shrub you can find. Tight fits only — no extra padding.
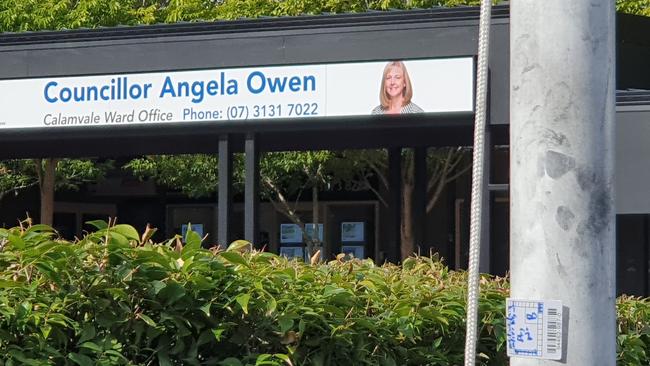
[617,295,650,365]
[0,222,646,365]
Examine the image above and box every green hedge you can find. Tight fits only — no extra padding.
[0,223,647,365]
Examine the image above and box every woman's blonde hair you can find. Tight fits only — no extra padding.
[379,61,413,109]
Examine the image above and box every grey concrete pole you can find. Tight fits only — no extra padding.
[244,133,260,245]
[218,134,233,246]
[510,1,616,365]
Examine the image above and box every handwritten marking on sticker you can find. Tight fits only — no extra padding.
[506,299,562,360]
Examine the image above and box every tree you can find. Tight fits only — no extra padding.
[332,148,471,260]
[259,151,334,256]
[0,0,158,224]
[126,151,336,255]
[0,0,496,33]
[126,148,471,261]
[124,154,224,198]
[0,0,157,32]
[617,0,650,16]
[0,159,112,225]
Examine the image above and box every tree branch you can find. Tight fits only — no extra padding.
[425,148,472,213]
[263,177,297,219]
[263,176,312,244]
[427,178,447,213]
[362,173,388,207]
[368,160,389,190]
[0,180,39,203]
[444,161,472,185]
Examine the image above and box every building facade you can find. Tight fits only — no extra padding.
[0,5,649,296]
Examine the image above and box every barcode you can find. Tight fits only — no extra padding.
[546,307,561,355]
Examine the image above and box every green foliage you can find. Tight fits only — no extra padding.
[260,151,335,199]
[0,0,516,33]
[0,160,38,200]
[54,159,113,191]
[125,152,335,200]
[0,223,647,365]
[0,0,157,32]
[158,0,221,23]
[617,0,650,16]
[617,295,650,365]
[0,159,112,201]
[125,155,227,198]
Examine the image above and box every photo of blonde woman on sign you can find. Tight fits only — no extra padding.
[371,61,424,115]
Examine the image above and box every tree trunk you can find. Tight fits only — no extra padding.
[38,158,57,226]
[308,185,321,259]
[401,179,414,260]
[262,175,321,262]
[400,150,415,260]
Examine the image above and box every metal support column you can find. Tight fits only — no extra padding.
[387,147,402,263]
[413,147,427,254]
[244,133,260,246]
[218,134,233,246]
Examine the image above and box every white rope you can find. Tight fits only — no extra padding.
[464,0,492,365]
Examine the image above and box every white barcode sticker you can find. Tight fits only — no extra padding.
[506,298,562,360]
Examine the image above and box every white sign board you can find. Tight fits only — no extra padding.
[506,298,563,360]
[304,223,324,242]
[341,245,365,259]
[280,224,303,243]
[0,58,474,129]
[341,222,365,242]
